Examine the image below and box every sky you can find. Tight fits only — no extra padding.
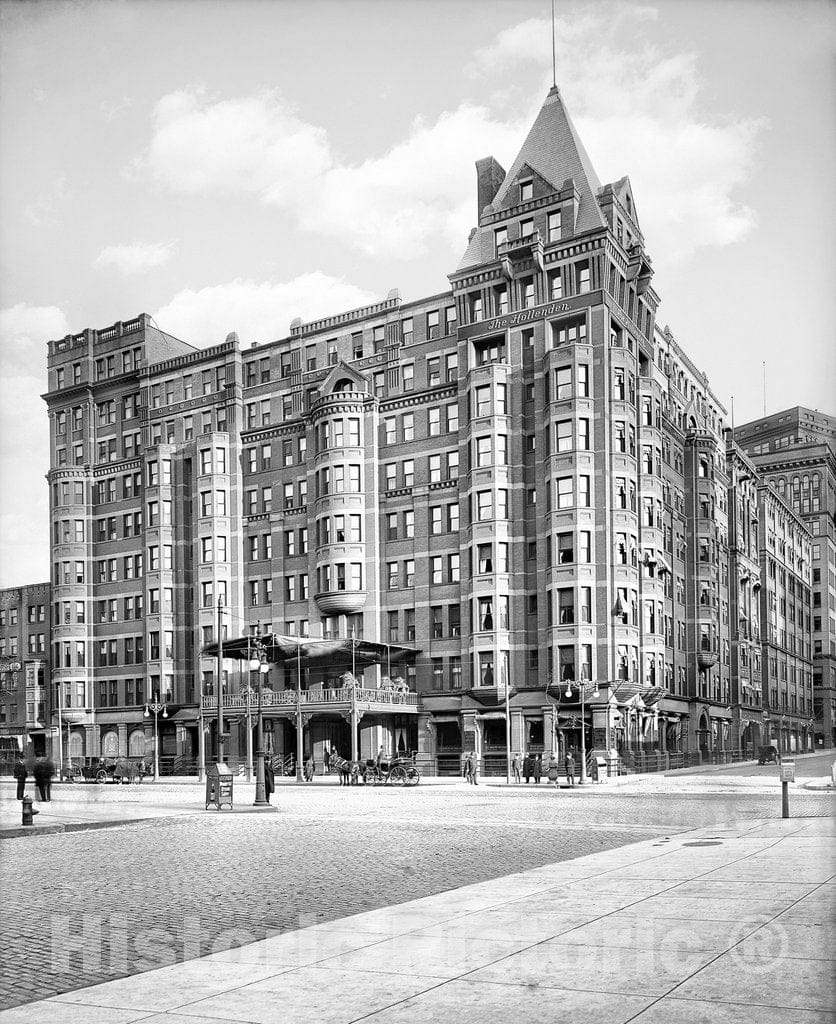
[1,0,834,588]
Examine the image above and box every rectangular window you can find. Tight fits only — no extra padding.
[548,210,561,242]
[556,477,573,509]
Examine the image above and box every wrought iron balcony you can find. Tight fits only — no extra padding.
[201,685,419,714]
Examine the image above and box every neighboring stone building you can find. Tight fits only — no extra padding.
[40,87,814,773]
[735,408,836,747]
[0,583,50,764]
[757,483,815,753]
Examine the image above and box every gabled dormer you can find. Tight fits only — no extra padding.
[598,176,645,251]
[320,361,369,396]
[490,162,559,216]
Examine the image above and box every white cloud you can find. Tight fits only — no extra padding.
[24,176,69,227]
[133,87,331,202]
[132,7,761,265]
[134,87,523,260]
[154,272,377,348]
[100,96,133,121]
[0,303,67,381]
[300,107,524,259]
[93,241,176,276]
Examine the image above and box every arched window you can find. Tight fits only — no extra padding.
[101,731,118,757]
[69,731,84,758]
[129,730,147,756]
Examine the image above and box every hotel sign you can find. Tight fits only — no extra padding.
[459,291,598,340]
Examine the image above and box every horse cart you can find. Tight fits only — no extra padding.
[362,755,420,786]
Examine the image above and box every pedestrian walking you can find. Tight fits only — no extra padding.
[33,757,50,801]
[13,755,26,800]
[523,752,532,784]
[565,748,576,786]
[264,758,275,803]
[42,757,55,800]
[323,745,331,774]
[471,753,479,785]
[464,752,473,784]
[533,753,542,785]
[512,751,522,784]
[547,755,560,788]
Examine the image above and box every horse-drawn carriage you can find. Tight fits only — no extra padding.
[328,752,420,786]
[362,755,420,786]
[64,757,146,784]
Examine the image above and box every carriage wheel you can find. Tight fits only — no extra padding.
[406,767,420,786]
[390,766,407,785]
[95,769,108,784]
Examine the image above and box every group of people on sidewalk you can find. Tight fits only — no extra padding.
[14,755,55,801]
[463,749,579,787]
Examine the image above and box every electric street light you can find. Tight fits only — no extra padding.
[250,642,271,806]
[564,672,599,785]
[296,636,304,784]
[144,694,168,780]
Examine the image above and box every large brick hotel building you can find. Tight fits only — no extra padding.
[39,86,818,772]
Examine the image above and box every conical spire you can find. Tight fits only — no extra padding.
[492,86,605,232]
[455,86,606,273]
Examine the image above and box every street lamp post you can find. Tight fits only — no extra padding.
[295,637,304,784]
[216,597,225,764]
[565,675,599,785]
[144,694,168,780]
[56,683,64,781]
[250,645,271,806]
[505,680,512,785]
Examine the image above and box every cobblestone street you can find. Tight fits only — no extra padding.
[1,782,832,1010]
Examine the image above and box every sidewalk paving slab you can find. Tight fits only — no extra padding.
[0,811,832,1024]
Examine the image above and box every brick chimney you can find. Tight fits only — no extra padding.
[475,156,506,221]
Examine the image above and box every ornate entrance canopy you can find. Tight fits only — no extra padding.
[203,633,418,671]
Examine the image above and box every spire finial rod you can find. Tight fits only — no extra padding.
[551,0,557,88]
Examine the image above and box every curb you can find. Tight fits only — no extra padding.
[0,803,282,839]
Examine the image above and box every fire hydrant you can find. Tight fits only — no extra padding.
[21,795,38,826]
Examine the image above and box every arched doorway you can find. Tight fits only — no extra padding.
[697,711,710,761]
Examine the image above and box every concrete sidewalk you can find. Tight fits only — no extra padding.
[1,814,833,1024]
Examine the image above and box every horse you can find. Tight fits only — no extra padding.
[328,752,360,785]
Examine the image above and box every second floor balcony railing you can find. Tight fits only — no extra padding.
[202,686,418,712]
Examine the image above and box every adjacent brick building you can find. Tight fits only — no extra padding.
[0,583,50,763]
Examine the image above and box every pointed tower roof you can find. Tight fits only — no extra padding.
[495,86,605,227]
[455,86,606,274]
